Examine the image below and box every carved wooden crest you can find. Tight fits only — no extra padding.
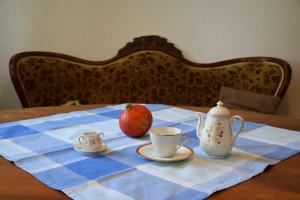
[117,35,183,58]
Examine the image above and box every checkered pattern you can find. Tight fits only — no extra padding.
[0,104,299,200]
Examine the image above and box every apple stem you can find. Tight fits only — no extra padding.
[126,104,132,110]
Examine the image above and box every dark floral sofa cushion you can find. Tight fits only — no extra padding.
[219,86,282,114]
[10,36,291,108]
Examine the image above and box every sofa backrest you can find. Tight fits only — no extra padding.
[9,35,291,108]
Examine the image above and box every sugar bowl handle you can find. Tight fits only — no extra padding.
[78,136,86,145]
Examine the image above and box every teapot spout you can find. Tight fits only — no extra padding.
[197,113,204,140]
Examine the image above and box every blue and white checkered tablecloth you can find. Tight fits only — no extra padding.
[0,104,299,200]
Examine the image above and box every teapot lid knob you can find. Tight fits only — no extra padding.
[208,101,230,116]
[217,101,224,107]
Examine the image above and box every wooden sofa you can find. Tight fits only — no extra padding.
[9,35,291,111]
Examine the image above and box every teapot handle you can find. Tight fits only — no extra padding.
[230,115,244,144]
[197,112,204,140]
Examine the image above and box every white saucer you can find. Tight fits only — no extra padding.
[74,143,107,155]
[136,143,193,162]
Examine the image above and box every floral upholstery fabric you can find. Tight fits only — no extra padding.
[16,51,283,107]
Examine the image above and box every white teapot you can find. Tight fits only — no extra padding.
[197,101,244,158]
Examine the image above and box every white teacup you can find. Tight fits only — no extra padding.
[150,127,188,158]
[78,132,104,151]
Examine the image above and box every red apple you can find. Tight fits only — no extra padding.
[119,104,153,138]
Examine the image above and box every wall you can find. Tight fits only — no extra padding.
[0,0,299,118]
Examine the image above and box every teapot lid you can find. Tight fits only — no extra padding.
[208,101,230,116]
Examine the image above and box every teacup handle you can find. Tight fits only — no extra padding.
[176,135,189,150]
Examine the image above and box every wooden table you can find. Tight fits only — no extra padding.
[0,105,299,200]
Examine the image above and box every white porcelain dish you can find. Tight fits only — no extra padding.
[74,143,107,155]
[136,143,193,162]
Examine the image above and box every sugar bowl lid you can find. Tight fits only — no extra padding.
[208,101,230,116]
